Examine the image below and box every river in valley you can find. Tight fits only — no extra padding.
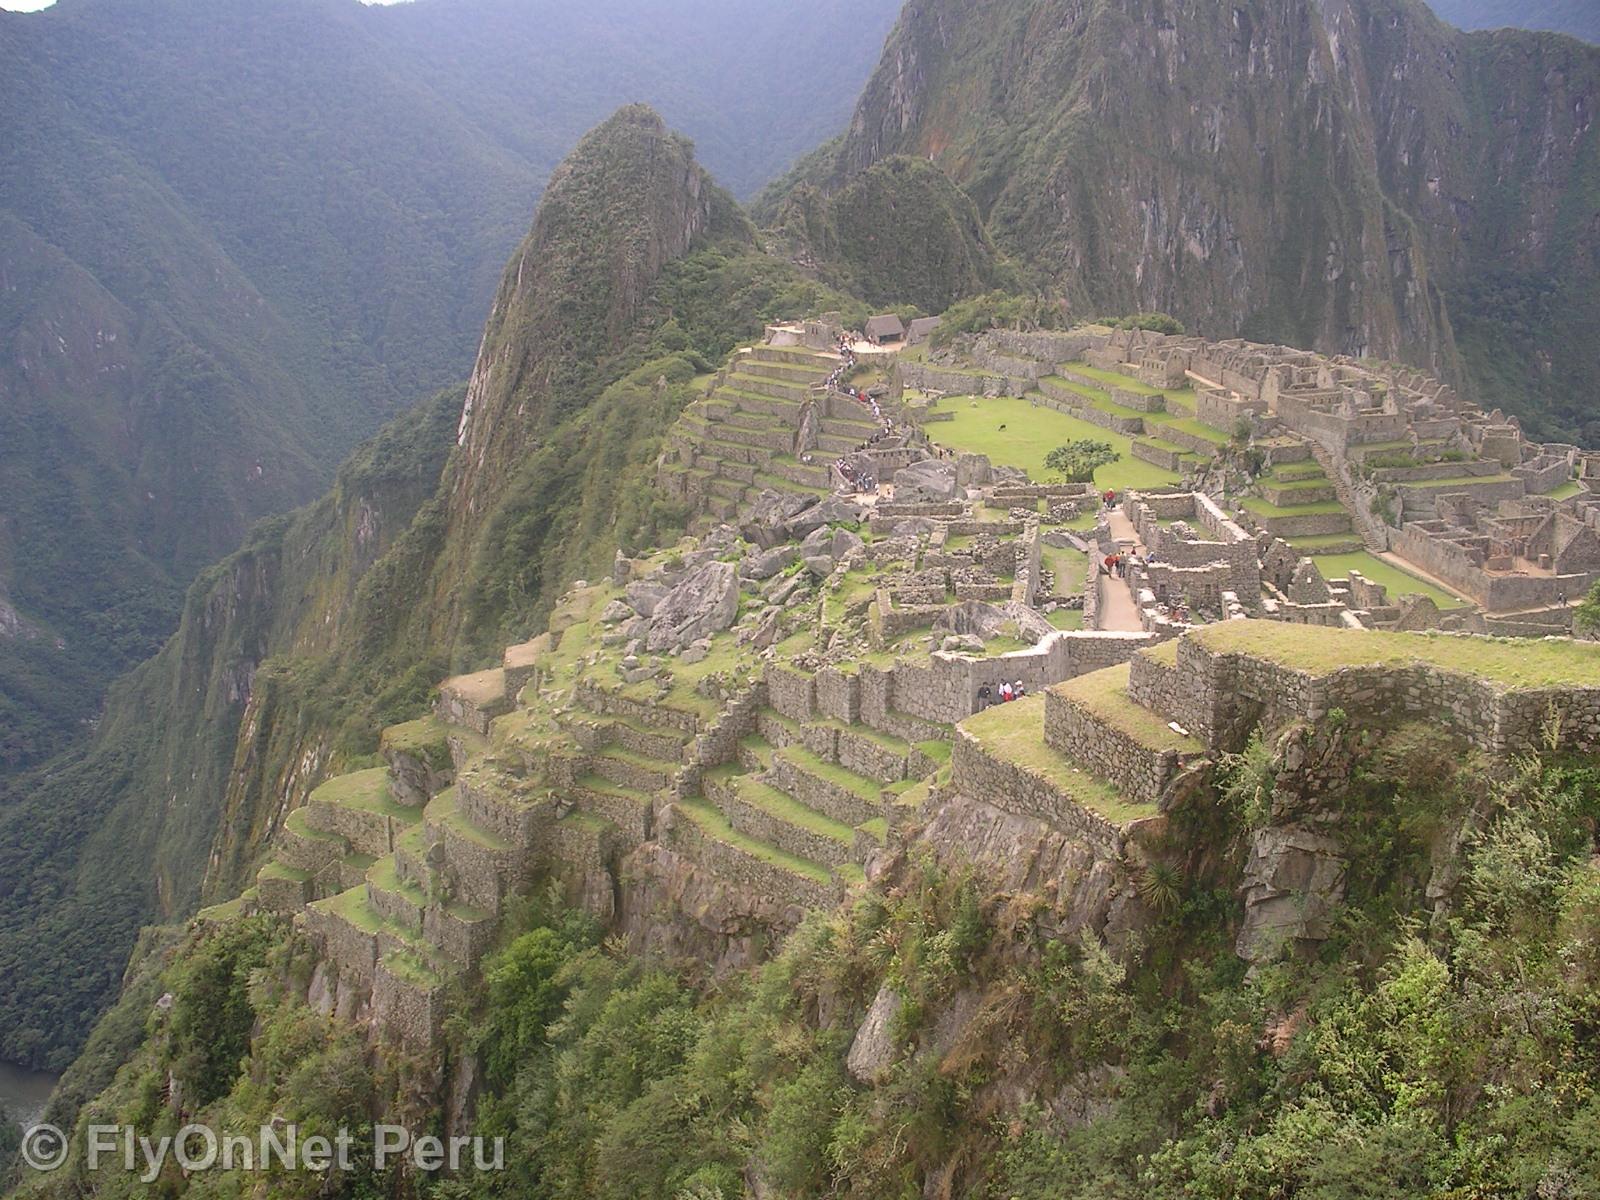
[0,1060,60,1129]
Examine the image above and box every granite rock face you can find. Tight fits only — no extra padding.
[1235,825,1347,962]
[846,985,904,1083]
[645,561,740,651]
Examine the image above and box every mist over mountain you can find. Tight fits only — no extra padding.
[0,0,901,771]
[1429,0,1600,42]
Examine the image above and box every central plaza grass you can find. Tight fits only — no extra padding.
[1310,551,1467,609]
[928,396,1182,490]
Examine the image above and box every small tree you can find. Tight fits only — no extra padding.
[1044,440,1120,483]
[1575,579,1600,637]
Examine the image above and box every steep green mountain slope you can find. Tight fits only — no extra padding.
[0,106,859,1071]
[0,0,901,772]
[1429,0,1600,42]
[809,0,1600,442]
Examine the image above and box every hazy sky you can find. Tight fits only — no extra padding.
[0,0,411,8]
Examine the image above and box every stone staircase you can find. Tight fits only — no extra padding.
[1309,443,1387,551]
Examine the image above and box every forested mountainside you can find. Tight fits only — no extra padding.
[0,106,863,1072]
[0,0,901,773]
[1429,0,1600,42]
[808,0,1600,445]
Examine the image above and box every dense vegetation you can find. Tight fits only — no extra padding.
[763,157,1011,313]
[16,725,1597,1198]
[0,0,900,773]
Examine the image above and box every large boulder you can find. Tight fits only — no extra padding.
[625,579,671,617]
[785,497,865,539]
[742,545,799,581]
[645,561,740,652]
[893,459,959,502]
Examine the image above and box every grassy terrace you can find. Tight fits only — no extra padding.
[1051,664,1203,754]
[676,797,833,885]
[1548,481,1583,500]
[1287,533,1365,552]
[775,743,882,803]
[426,788,512,851]
[1191,620,1600,689]
[724,771,857,845]
[1242,496,1348,518]
[1310,551,1466,609]
[928,395,1181,490]
[1395,474,1519,489]
[310,768,417,819]
[961,695,1156,824]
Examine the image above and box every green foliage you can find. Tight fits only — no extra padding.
[765,157,1010,313]
[165,917,277,1110]
[1104,312,1186,335]
[1575,579,1600,635]
[1044,439,1120,482]
[1218,731,1277,830]
[0,1104,18,1183]
[929,291,1067,348]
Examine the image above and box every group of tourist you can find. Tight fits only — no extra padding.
[827,330,898,495]
[835,459,876,495]
[975,680,1028,709]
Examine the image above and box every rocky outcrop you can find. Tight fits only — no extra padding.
[893,459,960,503]
[645,562,740,651]
[1235,826,1348,962]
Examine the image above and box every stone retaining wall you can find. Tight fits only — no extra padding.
[901,363,1031,398]
[1127,636,1600,757]
[371,962,441,1048]
[1133,440,1187,471]
[950,732,1123,860]
[664,807,838,910]
[766,665,816,721]
[1043,690,1190,808]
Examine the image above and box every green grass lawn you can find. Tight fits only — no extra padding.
[1042,543,1088,596]
[929,396,1181,490]
[1547,481,1582,500]
[1193,620,1600,689]
[1310,552,1467,609]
